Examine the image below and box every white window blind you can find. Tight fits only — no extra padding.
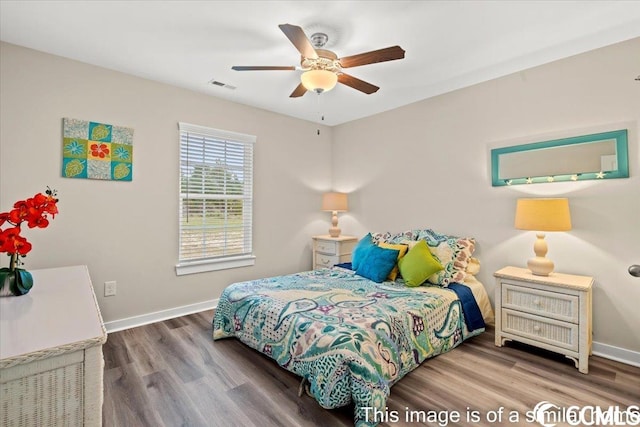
[177,122,255,274]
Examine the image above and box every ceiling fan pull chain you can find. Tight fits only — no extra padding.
[315,92,327,135]
[316,92,322,135]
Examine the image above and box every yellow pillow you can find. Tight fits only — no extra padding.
[378,242,408,281]
[400,239,420,250]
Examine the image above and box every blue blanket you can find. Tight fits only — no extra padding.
[447,283,485,331]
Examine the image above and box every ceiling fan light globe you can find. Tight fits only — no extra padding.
[301,69,337,93]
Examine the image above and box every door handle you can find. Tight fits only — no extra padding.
[629,265,640,277]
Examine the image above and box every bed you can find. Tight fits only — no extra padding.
[213,229,493,427]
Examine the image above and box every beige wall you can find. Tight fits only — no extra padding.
[0,42,332,323]
[333,37,640,352]
[2,38,639,354]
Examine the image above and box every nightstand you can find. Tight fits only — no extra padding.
[312,235,357,270]
[494,266,593,373]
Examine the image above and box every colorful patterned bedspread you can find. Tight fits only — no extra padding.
[213,268,485,426]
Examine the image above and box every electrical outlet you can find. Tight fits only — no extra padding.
[104,281,117,297]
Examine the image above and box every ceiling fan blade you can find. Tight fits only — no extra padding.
[338,73,379,94]
[289,83,307,98]
[278,24,318,59]
[339,46,405,68]
[232,66,296,71]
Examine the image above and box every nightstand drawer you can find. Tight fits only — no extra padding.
[315,254,338,269]
[502,282,579,323]
[312,235,357,270]
[502,309,578,352]
[315,240,337,255]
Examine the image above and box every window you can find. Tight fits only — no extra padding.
[176,122,255,275]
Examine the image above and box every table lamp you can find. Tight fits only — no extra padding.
[322,192,348,237]
[515,198,571,276]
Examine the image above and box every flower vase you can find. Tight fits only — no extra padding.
[0,254,34,297]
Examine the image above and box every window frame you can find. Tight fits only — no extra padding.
[175,122,255,276]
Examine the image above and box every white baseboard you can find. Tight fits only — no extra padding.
[104,299,218,333]
[592,341,640,368]
[103,301,640,369]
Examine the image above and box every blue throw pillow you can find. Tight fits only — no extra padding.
[356,245,400,283]
[351,233,375,271]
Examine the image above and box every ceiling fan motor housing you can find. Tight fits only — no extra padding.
[302,32,341,74]
[310,32,328,48]
[301,49,341,73]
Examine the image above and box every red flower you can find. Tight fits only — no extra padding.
[42,195,59,217]
[0,227,32,255]
[26,213,49,229]
[0,188,59,267]
[0,227,13,251]
[13,234,32,255]
[32,193,48,205]
[90,143,110,158]
[8,200,29,224]
[0,212,9,227]
[20,194,57,228]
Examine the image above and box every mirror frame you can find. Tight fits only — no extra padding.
[491,129,629,186]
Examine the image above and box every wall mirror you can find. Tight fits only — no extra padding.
[491,129,629,186]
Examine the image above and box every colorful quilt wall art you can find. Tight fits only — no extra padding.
[62,118,134,181]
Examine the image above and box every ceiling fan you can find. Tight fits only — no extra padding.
[232,23,405,97]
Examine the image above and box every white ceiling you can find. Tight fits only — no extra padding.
[1,1,640,126]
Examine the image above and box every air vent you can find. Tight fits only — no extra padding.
[209,79,236,90]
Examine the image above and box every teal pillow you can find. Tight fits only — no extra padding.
[356,245,400,283]
[398,240,444,287]
[352,233,375,271]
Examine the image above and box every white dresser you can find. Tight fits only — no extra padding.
[494,266,593,373]
[312,235,357,270]
[0,265,107,426]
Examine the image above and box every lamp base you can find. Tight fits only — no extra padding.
[527,256,554,276]
[328,210,341,237]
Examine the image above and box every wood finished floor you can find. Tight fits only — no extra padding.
[103,310,640,427]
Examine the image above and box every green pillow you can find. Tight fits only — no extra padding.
[398,240,444,287]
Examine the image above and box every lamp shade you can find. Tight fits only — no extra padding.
[301,69,338,93]
[322,192,348,212]
[515,198,572,231]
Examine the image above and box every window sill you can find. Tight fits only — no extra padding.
[175,255,256,276]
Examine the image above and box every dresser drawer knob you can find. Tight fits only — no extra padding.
[533,325,541,332]
[533,299,541,306]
